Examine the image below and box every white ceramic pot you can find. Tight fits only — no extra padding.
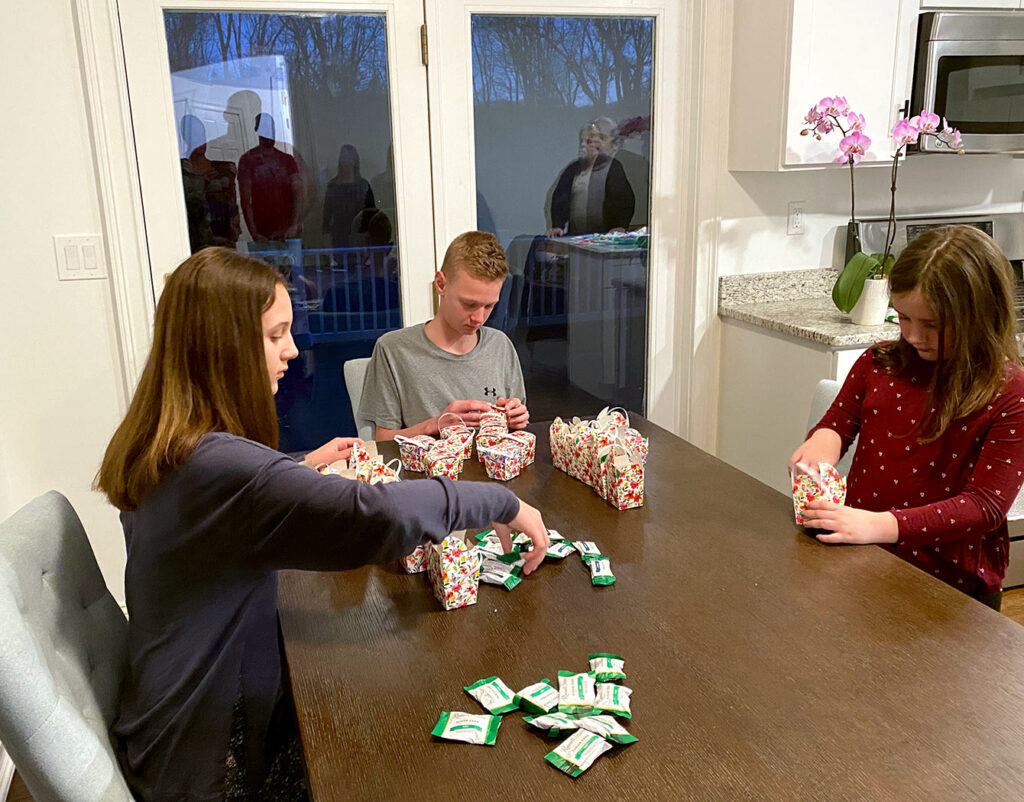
[849,277,889,326]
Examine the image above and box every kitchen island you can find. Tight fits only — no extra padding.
[716,269,897,495]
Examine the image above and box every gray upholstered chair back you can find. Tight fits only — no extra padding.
[806,379,855,477]
[0,491,134,801]
[344,357,374,440]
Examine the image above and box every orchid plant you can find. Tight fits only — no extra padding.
[800,98,965,314]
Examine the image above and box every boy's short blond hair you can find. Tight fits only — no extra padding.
[440,231,508,281]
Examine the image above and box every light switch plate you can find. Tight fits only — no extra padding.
[54,235,106,280]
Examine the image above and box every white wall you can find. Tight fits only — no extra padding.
[0,0,131,603]
[717,153,1024,277]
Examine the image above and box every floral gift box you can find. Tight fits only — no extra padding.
[791,462,846,525]
[550,407,649,511]
[427,534,482,610]
[480,438,527,481]
[503,430,536,466]
[425,438,465,481]
[394,434,436,473]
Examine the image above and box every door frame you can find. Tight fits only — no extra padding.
[424,0,707,438]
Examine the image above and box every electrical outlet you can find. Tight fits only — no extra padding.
[787,202,805,236]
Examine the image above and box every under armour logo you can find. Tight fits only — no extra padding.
[484,387,497,397]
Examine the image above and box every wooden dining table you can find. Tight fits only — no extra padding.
[277,416,1024,800]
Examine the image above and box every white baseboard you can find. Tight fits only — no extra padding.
[0,743,14,800]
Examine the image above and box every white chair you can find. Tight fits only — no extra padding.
[0,491,135,801]
[806,379,855,477]
[344,357,375,441]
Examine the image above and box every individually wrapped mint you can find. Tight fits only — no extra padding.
[557,670,596,715]
[593,682,632,719]
[480,558,522,591]
[588,653,626,682]
[496,551,525,568]
[546,542,575,560]
[576,714,638,745]
[523,711,579,737]
[517,679,559,715]
[512,531,533,546]
[464,676,520,714]
[572,541,603,562]
[545,730,612,777]
[590,558,616,586]
[546,528,565,541]
[431,711,501,745]
[475,539,506,558]
[474,528,499,542]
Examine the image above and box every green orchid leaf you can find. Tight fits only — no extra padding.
[832,252,883,313]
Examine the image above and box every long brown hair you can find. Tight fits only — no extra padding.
[874,225,1021,442]
[96,247,283,510]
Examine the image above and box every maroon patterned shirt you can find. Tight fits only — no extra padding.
[813,347,1024,595]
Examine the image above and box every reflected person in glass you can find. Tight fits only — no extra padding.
[238,114,303,244]
[547,117,635,237]
[322,143,375,254]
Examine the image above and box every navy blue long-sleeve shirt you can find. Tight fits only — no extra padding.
[113,433,518,801]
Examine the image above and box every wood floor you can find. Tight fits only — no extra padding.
[6,588,1024,802]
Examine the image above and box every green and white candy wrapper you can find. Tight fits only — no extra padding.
[590,558,616,586]
[593,682,632,719]
[576,714,638,745]
[464,676,520,714]
[546,528,565,541]
[516,679,559,714]
[588,653,626,682]
[545,730,613,777]
[523,710,580,737]
[572,541,602,562]
[546,542,575,559]
[557,670,596,715]
[431,711,501,745]
[480,558,522,590]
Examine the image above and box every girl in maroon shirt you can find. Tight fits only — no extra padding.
[791,225,1024,610]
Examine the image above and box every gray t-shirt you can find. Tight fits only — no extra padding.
[359,323,526,430]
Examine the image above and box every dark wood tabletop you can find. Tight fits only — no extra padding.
[278,416,1024,801]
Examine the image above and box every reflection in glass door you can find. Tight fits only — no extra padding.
[161,11,401,451]
[473,15,653,418]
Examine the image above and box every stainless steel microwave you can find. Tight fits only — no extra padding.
[911,11,1024,154]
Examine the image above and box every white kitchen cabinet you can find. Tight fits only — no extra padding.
[920,2,1020,9]
[730,0,920,170]
[716,319,868,495]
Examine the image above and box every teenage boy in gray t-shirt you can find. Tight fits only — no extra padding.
[359,231,529,440]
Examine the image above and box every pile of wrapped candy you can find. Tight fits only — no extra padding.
[549,407,648,510]
[430,653,637,778]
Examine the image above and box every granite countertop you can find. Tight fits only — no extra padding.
[718,269,899,348]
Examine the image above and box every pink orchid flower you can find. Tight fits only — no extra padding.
[816,119,834,135]
[915,111,941,133]
[817,96,849,117]
[845,111,866,131]
[837,131,871,165]
[804,106,822,125]
[891,118,920,147]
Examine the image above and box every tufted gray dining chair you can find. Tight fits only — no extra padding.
[0,491,135,801]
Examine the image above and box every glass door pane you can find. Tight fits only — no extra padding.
[472,15,654,418]
[162,10,401,451]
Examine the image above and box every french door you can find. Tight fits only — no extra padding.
[120,0,691,448]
